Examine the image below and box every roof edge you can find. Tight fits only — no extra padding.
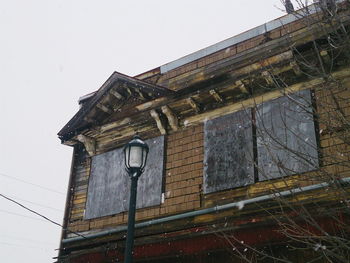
[159,1,340,74]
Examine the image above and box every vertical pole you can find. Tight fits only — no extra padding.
[124,173,139,263]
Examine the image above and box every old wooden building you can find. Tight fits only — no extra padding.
[57,2,350,262]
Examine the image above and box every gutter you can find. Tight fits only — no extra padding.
[62,177,350,245]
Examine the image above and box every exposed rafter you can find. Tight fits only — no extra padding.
[150,110,167,135]
[135,51,293,113]
[125,87,133,96]
[290,61,302,76]
[161,106,179,131]
[135,88,146,100]
[97,103,113,115]
[209,89,224,103]
[261,71,274,85]
[100,117,132,133]
[186,97,200,113]
[235,80,249,94]
[320,50,331,64]
[110,89,124,100]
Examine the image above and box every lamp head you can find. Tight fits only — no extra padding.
[124,135,149,175]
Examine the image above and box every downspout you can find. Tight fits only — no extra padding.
[62,177,350,245]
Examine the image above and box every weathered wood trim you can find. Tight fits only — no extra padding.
[136,97,168,112]
[290,61,302,76]
[320,49,331,64]
[110,89,124,100]
[161,105,179,131]
[135,88,146,100]
[136,51,293,112]
[96,103,113,115]
[100,117,132,133]
[183,68,350,127]
[261,71,274,85]
[150,110,167,135]
[76,134,96,156]
[186,97,200,113]
[209,89,224,103]
[235,80,249,94]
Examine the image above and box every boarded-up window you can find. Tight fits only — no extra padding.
[204,109,254,194]
[256,90,319,180]
[85,136,164,219]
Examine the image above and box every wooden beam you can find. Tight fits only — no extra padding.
[96,125,155,153]
[150,110,167,135]
[209,89,224,103]
[126,87,133,96]
[182,67,350,128]
[161,105,179,131]
[76,134,96,156]
[135,88,146,100]
[96,103,113,115]
[290,61,302,76]
[235,80,249,94]
[136,97,168,112]
[320,50,331,64]
[186,97,200,113]
[110,89,124,100]
[261,71,274,85]
[100,117,132,133]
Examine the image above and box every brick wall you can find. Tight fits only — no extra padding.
[67,125,204,235]
[66,82,350,235]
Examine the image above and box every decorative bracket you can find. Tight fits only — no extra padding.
[161,105,179,132]
[186,97,200,113]
[76,134,96,156]
[290,61,302,76]
[261,71,274,85]
[150,110,167,135]
[235,80,249,94]
[97,103,113,115]
[209,89,224,103]
[110,89,124,100]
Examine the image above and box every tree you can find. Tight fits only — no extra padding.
[219,1,350,262]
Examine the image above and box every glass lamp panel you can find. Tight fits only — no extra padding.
[141,147,148,169]
[129,145,143,168]
[124,147,130,168]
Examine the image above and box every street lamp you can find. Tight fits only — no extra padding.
[123,135,149,263]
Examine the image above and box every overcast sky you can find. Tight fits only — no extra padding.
[0,1,289,262]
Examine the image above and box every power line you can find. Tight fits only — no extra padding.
[0,192,87,240]
[0,172,65,195]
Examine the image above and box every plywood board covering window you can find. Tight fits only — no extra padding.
[256,89,319,180]
[85,136,165,219]
[204,109,254,194]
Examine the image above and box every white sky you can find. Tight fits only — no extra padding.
[0,1,290,262]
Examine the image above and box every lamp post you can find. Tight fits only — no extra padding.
[123,135,149,263]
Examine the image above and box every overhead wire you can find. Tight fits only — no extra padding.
[0,193,87,240]
[0,172,65,195]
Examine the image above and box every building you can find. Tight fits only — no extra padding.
[57,2,350,262]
